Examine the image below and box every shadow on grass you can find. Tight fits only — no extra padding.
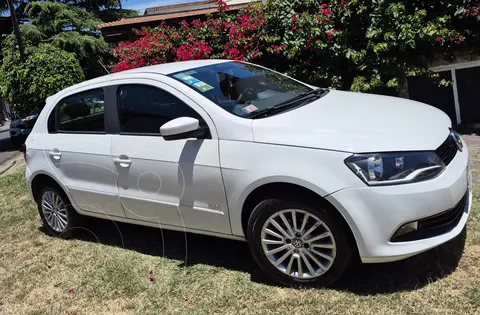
[58,216,466,294]
[334,227,467,295]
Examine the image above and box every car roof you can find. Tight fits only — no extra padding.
[47,59,233,103]
[125,59,231,75]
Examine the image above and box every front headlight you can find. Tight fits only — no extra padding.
[345,152,445,186]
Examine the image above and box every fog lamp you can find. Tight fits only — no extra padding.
[392,221,418,239]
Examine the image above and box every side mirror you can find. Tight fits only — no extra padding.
[160,117,206,141]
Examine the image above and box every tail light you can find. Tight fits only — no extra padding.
[22,143,27,161]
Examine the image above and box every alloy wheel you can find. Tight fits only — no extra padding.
[41,190,68,233]
[260,209,336,279]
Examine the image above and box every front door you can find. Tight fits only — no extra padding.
[111,81,231,234]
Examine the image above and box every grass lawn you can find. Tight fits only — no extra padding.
[1,168,480,314]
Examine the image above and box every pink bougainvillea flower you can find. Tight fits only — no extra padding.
[112,6,266,71]
[216,0,229,11]
[291,15,298,22]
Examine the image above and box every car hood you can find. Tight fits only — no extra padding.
[251,90,451,153]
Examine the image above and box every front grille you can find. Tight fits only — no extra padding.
[391,191,468,242]
[435,134,458,166]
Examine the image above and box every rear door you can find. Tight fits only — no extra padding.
[110,79,231,234]
[45,87,125,218]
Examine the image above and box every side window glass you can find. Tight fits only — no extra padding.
[57,89,105,133]
[47,109,56,133]
[117,84,207,135]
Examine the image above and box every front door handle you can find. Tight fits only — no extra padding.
[114,156,132,168]
[49,149,62,160]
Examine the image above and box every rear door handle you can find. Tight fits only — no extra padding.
[114,156,132,167]
[49,149,62,160]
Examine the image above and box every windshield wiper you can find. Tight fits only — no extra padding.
[289,88,329,102]
[250,88,329,119]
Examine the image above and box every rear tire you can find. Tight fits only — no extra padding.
[37,184,80,239]
[247,197,354,287]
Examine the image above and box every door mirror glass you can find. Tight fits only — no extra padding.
[160,117,204,141]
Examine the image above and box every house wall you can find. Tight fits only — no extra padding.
[407,52,480,130]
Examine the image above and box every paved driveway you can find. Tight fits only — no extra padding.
[463,135,480,183]
[0,128,22,166]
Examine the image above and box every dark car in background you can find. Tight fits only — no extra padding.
[9,114,39,146]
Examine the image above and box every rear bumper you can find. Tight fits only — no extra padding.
[326,145,471,263]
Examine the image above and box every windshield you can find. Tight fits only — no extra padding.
[168,62,312,118]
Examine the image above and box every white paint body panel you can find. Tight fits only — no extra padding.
[252,90,452,152]
[112,134,230,233]
[25,60,471,264]
[160,117,199,136]
[327,146,471,262]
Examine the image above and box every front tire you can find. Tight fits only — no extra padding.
[247,198,354,287]
[37,185,80,238]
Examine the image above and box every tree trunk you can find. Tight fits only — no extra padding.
[0,98,5,125]
[7,0,25,62]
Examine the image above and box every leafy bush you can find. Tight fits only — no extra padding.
[0,1,110,114]
[25,1,110,79]
[113,2,267,72]
[0,44,84,115]
[113,0,479,95]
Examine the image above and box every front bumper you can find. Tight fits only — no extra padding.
[326,145,471,263]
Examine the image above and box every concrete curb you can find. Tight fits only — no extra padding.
[0,156,23,177]
[0,160,17,176]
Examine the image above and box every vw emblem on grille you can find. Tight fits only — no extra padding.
[450,130,463,152]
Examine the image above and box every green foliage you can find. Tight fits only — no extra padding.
[115,0,480,96]
[50,30,108,58]
[0,44,84,115]
[0,0,28,13]
[0,0,138,22]
[2,24,44,54]
[260,0,475,94]
[26,2,102,36]
[56,0,138,22]
[2,2,110,77]
[0,1,132,114]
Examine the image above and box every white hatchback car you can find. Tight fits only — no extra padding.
[25,60,472,286]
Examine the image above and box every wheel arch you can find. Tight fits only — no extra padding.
[240,181,359,257]
[30,172,69,204]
